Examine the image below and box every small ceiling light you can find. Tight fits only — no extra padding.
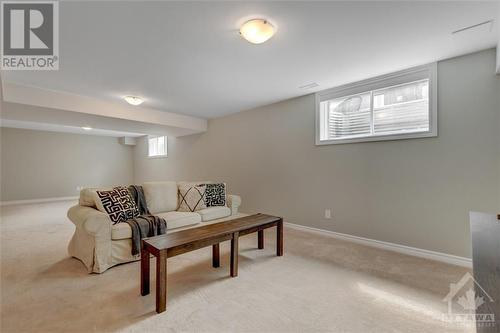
[124,96,144,106]
[82,127,92,131]
[239,19,275,44]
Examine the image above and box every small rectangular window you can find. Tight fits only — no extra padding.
[148,136,167,157]
[316,63,437,145]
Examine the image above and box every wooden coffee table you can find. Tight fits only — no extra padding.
[140,213,283,313]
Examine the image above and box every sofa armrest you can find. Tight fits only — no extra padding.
[227,194,241,215]
[67,205,112,236]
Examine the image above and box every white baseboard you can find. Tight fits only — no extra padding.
[0,196,79,206]
[285,222,472,268]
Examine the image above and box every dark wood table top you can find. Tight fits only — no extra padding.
[143,213,281,250]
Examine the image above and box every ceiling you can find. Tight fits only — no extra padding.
[0,82,207,137]
[1,1,499,119]
[0,119,145,137]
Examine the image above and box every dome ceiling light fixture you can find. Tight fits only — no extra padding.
[124,95,144,106]
[239,18,276,44]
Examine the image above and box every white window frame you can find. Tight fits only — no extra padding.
[315,63,437,145]
[148,135,168,158]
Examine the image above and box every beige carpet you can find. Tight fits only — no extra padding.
[0,201,473,333]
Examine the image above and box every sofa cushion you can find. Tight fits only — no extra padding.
[111,211,201,240]
[142,181,178,214]
[197,206,231,222]
[157,211,202,229]
[111,223,133,240]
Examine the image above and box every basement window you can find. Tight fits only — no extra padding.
[316,63,437,145]
[148,136,167,157]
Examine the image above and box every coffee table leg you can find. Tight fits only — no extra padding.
[141,247,150,296]
[212,243,220,268]
[277,219,283,256]
[258,230,264,249]
[230,232,239,277]
[156,252,167,313]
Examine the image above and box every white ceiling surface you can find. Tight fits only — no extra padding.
[1,1,499,121]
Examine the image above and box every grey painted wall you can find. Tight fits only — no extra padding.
[133,49,500,258]
[0,127,134,201]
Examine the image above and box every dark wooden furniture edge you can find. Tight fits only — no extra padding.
[140,213,284,313]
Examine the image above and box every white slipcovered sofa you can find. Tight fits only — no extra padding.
[67,181,243,273]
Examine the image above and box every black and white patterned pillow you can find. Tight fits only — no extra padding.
[204,183,226,207]
[94,186,140,224]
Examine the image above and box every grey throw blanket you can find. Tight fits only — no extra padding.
[126,185,167,255]
[126,215,166,255]
[128,185,150,215]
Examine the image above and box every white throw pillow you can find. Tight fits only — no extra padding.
[177,184,207,212]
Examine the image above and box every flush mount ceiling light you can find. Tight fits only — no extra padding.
[124,96,144,106]
[81,126,92,131]
[239,19,276,44]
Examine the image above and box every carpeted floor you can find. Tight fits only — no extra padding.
[0,201,473,333]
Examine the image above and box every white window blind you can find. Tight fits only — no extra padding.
[372,80,429,135]
[326,92,372,139]
[148,136,167,157]
[316,64,436,145]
